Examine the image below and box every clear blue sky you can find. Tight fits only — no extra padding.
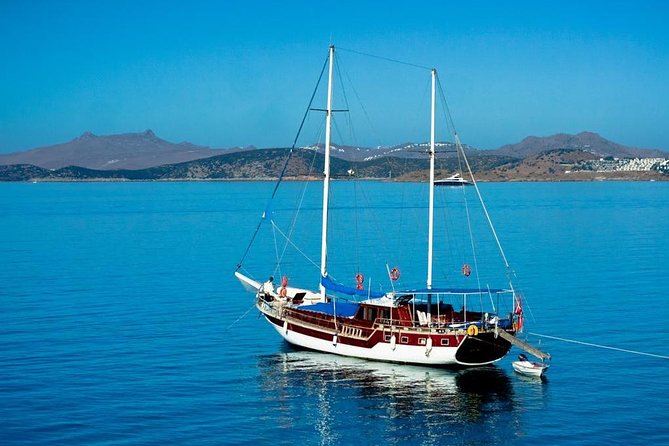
[1,0,668,153]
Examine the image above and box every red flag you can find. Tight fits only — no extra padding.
[514,295,524,332]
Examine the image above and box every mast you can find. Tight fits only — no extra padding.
[319,45,335,300]
[426,68,436,321]
[427,68,436,290]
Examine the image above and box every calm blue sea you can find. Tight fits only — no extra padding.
[1,181,668,445]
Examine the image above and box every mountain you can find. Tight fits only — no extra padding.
[494,131,666,159]
[0,130,247,170]
[1,130,666,182]
[2,130,665,171]
[0,148,516,182]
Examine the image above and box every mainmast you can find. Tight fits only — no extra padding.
[427,68,436,290]
[319,45,335,300]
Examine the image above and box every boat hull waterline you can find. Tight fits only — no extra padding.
[254,294,514,367]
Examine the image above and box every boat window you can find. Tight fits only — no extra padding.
[400,336,409,344]
[418,338,426,345]
[384,335,391,342]
[440,338,449,346]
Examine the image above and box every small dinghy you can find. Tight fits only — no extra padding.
[512,354,549,377]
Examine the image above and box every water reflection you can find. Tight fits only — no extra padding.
[257,347,523,445]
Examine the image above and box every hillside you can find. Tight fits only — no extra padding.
[494,131,666,159]
[0,130,477,170]
[475,148,668,181]
[0,148,516,182]
[304,141,479,162]
[0,130,245,170]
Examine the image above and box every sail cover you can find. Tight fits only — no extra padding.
[298,302,360,318]
[321,275,386,298]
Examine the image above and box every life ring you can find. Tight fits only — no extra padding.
[462,264,472,277]
[467,325,479,336]
[281,276,288,288]
[389,267,400,281]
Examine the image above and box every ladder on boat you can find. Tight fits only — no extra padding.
[495,327,551,360]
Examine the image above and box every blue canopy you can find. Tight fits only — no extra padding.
[321,275,386,298]
[298,302,360,318]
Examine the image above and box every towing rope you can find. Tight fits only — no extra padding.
[529,332,669,360]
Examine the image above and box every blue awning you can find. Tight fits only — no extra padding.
[321,275,386,298]
[298,302,360,318]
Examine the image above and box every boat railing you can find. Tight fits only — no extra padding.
[256,297,283,318]
[375,317,456,332]
[375,317,411,328]
[282,307,341,332]
[374,315,514,334]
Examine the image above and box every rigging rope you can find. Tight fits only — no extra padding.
[434,74,521,317]
[436,77,511,270]
[224,302,258,331]
[529,332,669,360]
[338,47,432,71]
[236,52,330,270]
[273,140,322,276]
[270,220,321,271]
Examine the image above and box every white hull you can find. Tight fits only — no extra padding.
[266,315,500,367]
[512,360,548,377]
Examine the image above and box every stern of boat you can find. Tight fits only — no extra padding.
[455,330,514,366]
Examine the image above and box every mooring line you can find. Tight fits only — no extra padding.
[225,303,258,331]
[529,332,669,360]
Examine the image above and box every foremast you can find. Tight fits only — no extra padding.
[426,68,437,319]
[319,45,335,301]
[427,68,436,290]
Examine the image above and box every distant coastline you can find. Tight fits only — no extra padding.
[6,172,667,183]
[1,130,667,183]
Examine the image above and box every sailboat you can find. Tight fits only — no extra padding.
[235,45,547,367]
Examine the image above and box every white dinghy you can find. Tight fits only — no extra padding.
[512,354,549,377]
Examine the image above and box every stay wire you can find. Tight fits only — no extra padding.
[334,53,355,144]
[436,75,514,314]
[274,136,323,274]
[236,51,329,270]
[224,302,258,331]
[338,47,432,71]
[436,77,511,271]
